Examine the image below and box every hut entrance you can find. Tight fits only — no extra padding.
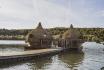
[29,34,34,38]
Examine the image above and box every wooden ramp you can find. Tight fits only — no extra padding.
[0,49,62,61]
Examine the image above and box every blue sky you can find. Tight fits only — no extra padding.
[0,0,104,29]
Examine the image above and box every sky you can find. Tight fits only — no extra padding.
[0,0,104,29]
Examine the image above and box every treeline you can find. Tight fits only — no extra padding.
[0,29,31,40]
[48,28,104,42]
[0,28,104,42]
[0,29,30,36]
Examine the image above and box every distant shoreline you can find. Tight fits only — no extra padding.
[0,39,25,40]
[0,28,103,42]
[0,35,25,40]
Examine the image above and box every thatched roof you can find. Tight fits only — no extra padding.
[27,22,52,39]
[62,24,80,39]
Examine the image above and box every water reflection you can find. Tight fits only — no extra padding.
[0,56,53,70]
[29,56,52,70]
[0,42,104,70]
[0,45,24,53]
[58,50,84,70]
[0,50,84,70]
[26,50,84,70]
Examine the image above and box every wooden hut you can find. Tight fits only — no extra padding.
[25,22,52,49]
[58,24,83,49]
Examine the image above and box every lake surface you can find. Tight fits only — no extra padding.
[0,40,25,53]
[0,40,25,45]
[0,40,104,70]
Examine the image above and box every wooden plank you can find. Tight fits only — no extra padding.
[0,49,62,60]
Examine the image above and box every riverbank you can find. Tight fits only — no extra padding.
[0,35,25,40]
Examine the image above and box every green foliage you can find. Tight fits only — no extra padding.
[0,29,31,40]
[48,28,104,42]
[0,28,104,42]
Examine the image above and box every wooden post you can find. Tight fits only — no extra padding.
[40,39,42,48]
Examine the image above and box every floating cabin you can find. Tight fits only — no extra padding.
[25,22,83,49]
[56,24,84,49]
[25,22,52,49]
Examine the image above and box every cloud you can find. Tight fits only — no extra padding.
[33,0,86,28]
[0,0,103,29]
[0,0,34,20]
[33,0,70,27]
[96,10,104,17]
[0,0,35,29]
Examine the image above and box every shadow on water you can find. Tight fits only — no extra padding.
[0,42,85,70]
[26,50,84,70]
[58,50,84,70]
[1,42,104,70]
[28,56,52,70]
[0,50,84,70]
[0,55,53,69]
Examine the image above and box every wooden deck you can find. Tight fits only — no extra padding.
[0,48,62,61]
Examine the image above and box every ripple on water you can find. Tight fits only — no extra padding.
[0,42,104,70]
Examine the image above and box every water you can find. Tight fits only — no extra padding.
[0,41,104,70]
[0,40,25,45]
[0,40,25,53]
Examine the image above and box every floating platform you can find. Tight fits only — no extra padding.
[0,49,62,62]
